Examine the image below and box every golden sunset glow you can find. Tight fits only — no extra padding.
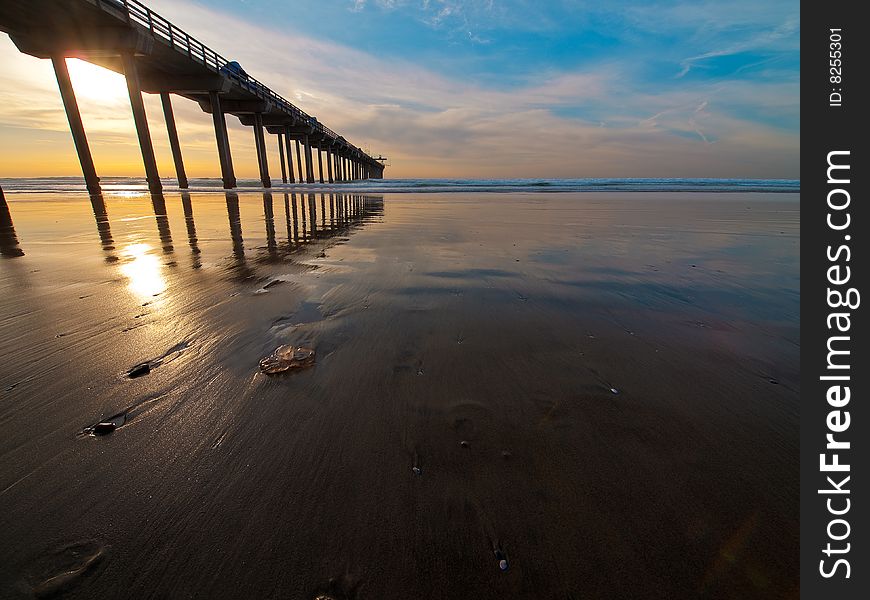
[66,58,128,104]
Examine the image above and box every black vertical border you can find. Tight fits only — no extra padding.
[801,1,867,597]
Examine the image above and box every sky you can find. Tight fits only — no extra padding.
[0,0,799,179]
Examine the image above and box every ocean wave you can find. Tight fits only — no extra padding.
[0,177,800,194]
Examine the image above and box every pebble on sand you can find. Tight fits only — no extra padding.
[127,363,151,378]
[412,466,422,476]
[92,422,117,435]
[495,550,509,571]
[460,440,470,448]
[259,345,316,375]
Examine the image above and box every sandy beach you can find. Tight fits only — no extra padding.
[0,190,799,599]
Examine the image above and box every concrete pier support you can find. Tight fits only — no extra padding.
[121,54,162,194]
[159,92,188,189]
[284,129,301,183]
[326,149,334,183]
[303,135,315,183]
[317,146,324,184]
[209,91,236,189]
[277,133,287,184]
[51,56,101,195]
[294,139,304,185]
[252,112,271,188]
[283,129,295,183]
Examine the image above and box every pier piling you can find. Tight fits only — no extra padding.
[160,92,188,189]
[253,112,271,188]
[302,135,314,183]
[122,53,162,193]
[317,146,325,184]
[294,139,304,185]
[209,91,236,189]
[277,133,287,184]
[284,128,296,183]
[51,56,101,195]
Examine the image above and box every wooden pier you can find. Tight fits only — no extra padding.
[0,0,387,193]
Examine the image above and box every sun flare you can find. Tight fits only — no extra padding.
[65,58,128,104]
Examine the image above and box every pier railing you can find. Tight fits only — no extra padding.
[90,0,356,150]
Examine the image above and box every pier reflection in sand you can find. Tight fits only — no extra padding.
[0,187,24,257]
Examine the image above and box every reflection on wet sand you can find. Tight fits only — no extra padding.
[180,192,201,269]
[119,242,167,300]
[0,191,798,599]
[204,192,382,276]
[0,187,24,258]
[1,191,384,269]
[86,193,118,263]
[263,192,277,258]
[150,194,174,255]
[286,192,299,245]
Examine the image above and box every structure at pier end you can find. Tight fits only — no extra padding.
[0,0,387,193]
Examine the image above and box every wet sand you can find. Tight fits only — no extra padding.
[0,191,799,599]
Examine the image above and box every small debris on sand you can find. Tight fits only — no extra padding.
[495,549,509,571]
[258,345,316,375]
[127,363,151,378]
[91,422,117,436]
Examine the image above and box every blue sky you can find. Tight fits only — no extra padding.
[0,0,799,178]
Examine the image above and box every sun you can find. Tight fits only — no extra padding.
[65,58,129,104]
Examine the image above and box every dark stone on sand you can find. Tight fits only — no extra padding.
[92,422,117,436]
[127,362,150,378]
[412,466,422,476]
[460,440,469,448]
